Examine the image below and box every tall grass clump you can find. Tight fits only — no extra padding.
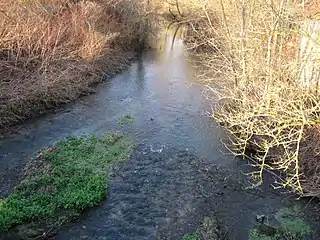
[181,0,320,197]
[0,0,156,130]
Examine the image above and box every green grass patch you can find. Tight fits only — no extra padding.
[249,207,313,240]
[275,207,312,238]
[118,114,134,125]
[183,232,200,240]
[0,132,133,234]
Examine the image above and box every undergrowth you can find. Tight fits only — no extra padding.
[0,0,157,130]
[0,132,133,237]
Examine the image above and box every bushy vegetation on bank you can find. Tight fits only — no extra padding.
[0,0,156,130]
[170,0,320,197]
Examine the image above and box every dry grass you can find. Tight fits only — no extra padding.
[0,0,155,130]
[179,0,320,197]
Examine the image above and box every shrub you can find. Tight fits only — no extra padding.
[182,0,320,196]
[0,0,155,129]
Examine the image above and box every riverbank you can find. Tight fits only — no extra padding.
[0,0,156,131]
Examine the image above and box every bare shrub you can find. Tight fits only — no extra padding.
[0,0,155,129]
[182,0,320,196]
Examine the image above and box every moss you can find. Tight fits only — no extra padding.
[183,232,200,240]
[249,207,313,240]
[275,207,312,238]
[118,114,134,125]
[0,132,133,233]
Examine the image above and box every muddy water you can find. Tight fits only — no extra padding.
[0,32,319,239]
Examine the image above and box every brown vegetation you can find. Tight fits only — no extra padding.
[179,0,320,197]
[0,0,155,130]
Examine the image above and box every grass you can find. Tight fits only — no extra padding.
[118,114,134,125]
[275,208,312,238]
[249,207,312,240]
[176,0,320,196]
[0,132,133,236]
[0,0,156,130]
[183,232,200,240]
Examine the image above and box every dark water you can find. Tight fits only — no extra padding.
[0,33,319,239]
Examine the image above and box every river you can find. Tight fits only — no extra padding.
[0,28,319,240]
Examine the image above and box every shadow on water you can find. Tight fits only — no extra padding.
[1,25,319,239]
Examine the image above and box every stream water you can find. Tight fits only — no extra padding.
[0,30,319,239]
